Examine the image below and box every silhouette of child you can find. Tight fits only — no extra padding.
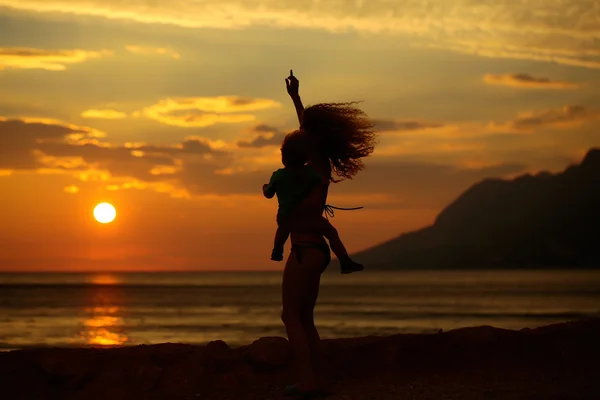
[263,131,364,274]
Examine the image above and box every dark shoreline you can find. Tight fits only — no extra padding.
[1,318,599,399]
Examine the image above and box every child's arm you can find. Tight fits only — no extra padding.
[285,69,304,126]
[263,184,275,199]
[263,172,278,199]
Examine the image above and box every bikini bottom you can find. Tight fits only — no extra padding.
[290,241,331,271]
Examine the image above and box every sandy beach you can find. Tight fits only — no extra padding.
[1,318,599,400]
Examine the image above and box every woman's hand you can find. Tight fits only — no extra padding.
[285,69,299,98]
[286,69,304,125]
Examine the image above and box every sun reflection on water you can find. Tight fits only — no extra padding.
[79,276,129,346]
[90,274,120,285]
[81,308,128,345]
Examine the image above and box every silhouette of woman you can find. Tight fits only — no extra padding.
[280,70,377,397]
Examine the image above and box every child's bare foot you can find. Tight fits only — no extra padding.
[271,248,284,262]
[340,257,364,274]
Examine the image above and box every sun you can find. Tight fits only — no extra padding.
[93,203,116,224]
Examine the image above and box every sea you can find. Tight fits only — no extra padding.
[1,270,599,351]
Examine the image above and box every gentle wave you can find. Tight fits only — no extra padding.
[1,270,599,350]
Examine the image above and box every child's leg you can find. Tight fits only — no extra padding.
[272,215,291,261]
[315,216,364,274]
[315,217,348,259]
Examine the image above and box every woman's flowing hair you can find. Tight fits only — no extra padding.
[301,102,377,181]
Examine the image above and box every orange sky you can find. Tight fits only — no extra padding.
[1,1,599,271]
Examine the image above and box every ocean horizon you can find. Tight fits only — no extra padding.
[1,270,599,351]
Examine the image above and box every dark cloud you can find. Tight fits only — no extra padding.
[373,119,444,132]
[0,119,84,169]
[237,134,286,148]
[0,118,227,183]
[506,105,600,131]
[0,118,526,204]
[230,97,257,106]
[483,73,581,89]
[254,124,280,133]
[37,141,176,181]
[138,138,225,156]
[237,124,287,148]
[37,142,172,165]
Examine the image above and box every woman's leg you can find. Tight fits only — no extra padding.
[281,247,326,391]
[298,248,327,389]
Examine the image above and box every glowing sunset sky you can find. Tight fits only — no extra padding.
[1,0,599,271]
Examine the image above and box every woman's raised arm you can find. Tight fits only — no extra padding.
[285,69,304,126]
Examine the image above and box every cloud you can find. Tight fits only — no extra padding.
[141,96,281,128]
[0,117,228,187]
[63,185,79,194]
[0,116,268,200]
[420,40,600,70]
[0,116,296,199]
[130,137,230,158]
[145,110,255,128]
[237,124,287,148]
[373,119,445,132]
[81,109,128,119]
[0,47,111,71]
[374,104,600,160]
[125,45,180,59]
[0,0,598,69]
[0,117,91,169]
[1,102,594,205]
[483,73,582,89]
[490,105,600,132]
[376,140,486,158]
[374,105,600,143]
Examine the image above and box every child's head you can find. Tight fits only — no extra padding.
[281,130,310,168]
[300,102,377,180]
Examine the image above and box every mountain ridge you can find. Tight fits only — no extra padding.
[349,148,600,269]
